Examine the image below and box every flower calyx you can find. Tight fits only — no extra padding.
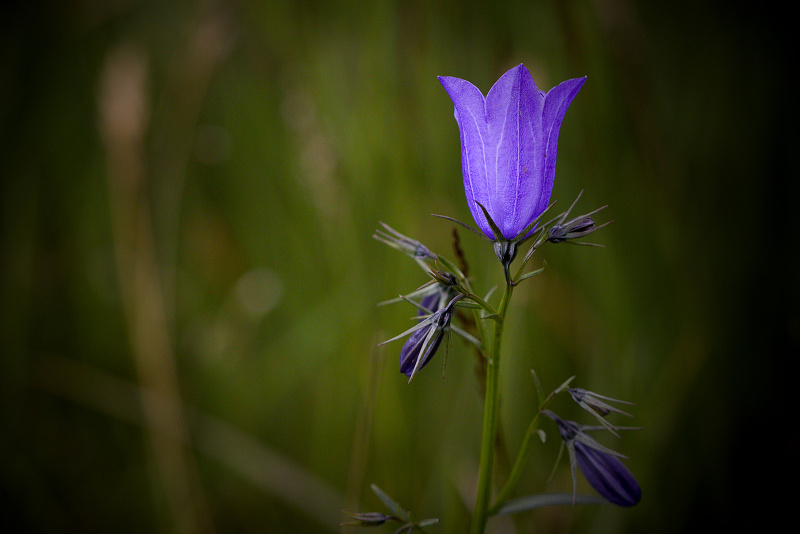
[568,387,634,437]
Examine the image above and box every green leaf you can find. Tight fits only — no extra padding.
[513,263,546,284]
[495,493,606,515]
[454,300,482,309]
[530,369,544,406]
[370,484,410,522]
[552,375,576,396]
[435,255,465,280]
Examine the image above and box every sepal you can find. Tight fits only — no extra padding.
[568,387,634,437]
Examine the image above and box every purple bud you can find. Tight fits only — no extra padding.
[399,325,445,377]
[544,410,641,507]
[418,291,442,314]
[574,441,641,507]
[393,290,459,378]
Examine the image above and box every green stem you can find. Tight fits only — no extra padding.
[489,412,541,514]
[470,281,513,534]
[488,381,562,514]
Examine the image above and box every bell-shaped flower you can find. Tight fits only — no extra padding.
[543,410,641,507]
[439,64,586,242]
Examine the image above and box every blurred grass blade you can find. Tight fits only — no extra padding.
[33,354,344,531]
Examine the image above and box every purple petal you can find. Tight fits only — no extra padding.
[399,327,444,377]
[574,441,641,507]
[539,77,586,221]
[418,292,441,315]
[438,74,494,239]
[484,64,544,239]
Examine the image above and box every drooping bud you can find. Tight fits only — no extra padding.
[543,410,641,507]
[381,292,463,380]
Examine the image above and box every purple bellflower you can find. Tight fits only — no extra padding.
[543,410,641,507]
[438,65,586,246]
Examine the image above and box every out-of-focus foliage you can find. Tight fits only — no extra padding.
[1,1,795,532]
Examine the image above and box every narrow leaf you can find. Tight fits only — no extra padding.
[530,368,544,406]
[495,493,606,515]
[371,484,410,522]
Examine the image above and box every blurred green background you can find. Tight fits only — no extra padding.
[2,0,796,532]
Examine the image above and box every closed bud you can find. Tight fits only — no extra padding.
[543,410,641,507]
[340,510,397,527]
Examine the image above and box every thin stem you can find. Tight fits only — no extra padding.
[488,384,561,514]
[463,292,498,317]
[489,413,541,514]
[470,281,513,534]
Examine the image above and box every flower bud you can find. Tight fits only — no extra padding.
[548,215,597,243]
[543,410,641,507]
[381,291,462,380]
[340,511,397,527]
